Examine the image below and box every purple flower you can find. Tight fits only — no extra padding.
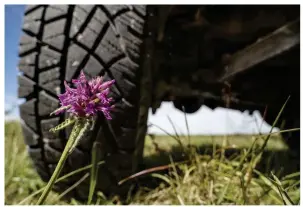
[55,71,115,119]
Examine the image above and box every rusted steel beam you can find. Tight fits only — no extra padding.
[219,19,300,82]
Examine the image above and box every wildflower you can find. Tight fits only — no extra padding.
[38,71,115,205]
[53,71,115,119]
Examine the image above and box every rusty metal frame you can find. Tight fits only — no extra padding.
[219,19,300,82]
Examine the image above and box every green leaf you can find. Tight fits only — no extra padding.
[49,118,76,133]
[68,119,91,154]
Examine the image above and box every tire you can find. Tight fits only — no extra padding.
[18,5,153,200]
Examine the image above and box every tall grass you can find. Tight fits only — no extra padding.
[5,116,299,205]
[5,122,68,205]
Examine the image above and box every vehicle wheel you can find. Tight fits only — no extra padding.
[17,4,153,200]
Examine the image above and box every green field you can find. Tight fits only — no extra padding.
[5,121,300,205]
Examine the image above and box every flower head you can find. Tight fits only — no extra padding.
[54,71,115,119]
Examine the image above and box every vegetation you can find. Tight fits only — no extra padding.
[5,121,300,205]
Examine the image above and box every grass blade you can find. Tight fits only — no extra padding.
[167,115,180,139]
[87,142,101,204]
[217,137,259,204]
[254,170,280,195]
[258,96,290,153]
[182,106,191,147]
[271,172,295,205]
[18,161,104,205]
[169,154,180,183]
[254,169,295,205]
[177,194,185,205]
[283,172,300,180]
[217,97,290,205]
[55,173,89,203]
[151,173,173,186]
[118,160,189,185]
[149,122,184,149]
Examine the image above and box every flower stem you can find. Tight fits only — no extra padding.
[37,120,82,205]
[36,140,70,204]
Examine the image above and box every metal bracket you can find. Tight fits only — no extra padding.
[219,19,300,82]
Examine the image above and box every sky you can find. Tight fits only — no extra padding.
[4,5,278,135]
[5,5,25,117]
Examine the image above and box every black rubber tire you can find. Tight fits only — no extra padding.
[17,5,152,200]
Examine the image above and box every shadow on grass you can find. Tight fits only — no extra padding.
[135,136,300,191]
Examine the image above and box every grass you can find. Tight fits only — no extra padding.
[5,120,300,205]
[5,121,70,205]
